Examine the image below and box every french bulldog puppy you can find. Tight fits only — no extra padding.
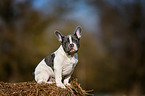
[34,26,82,88]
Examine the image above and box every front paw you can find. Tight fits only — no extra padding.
[64,82,71,86]
[56,83,66,88]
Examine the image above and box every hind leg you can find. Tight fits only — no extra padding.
[35,71,50,84]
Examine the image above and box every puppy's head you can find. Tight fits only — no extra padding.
[55,26,82,56]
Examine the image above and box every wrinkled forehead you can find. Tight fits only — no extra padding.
[63,34,78,43]
[66,34,77,39]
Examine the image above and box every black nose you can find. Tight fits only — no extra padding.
[70,44,74,47]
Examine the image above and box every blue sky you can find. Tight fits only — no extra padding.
[32,0,99,33]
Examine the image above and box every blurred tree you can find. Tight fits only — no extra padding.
[0,0,47,82]
[88,0,145,95]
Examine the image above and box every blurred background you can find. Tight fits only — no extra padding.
[0,0,145,95]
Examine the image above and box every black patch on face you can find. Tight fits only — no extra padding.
[62,35,80,55]
[62,36,71,54]
[44,53,55,71]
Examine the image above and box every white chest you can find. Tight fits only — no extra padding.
[62,56,78,76]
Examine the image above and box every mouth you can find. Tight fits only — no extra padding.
[68,51,77,56]
[69,47,78,53]
[70,49,76,52]
[67,48,78,56]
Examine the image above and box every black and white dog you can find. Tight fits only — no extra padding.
[34,26,82,88]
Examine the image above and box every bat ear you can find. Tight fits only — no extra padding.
[55,31,64,43]
[74,26,82,39]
